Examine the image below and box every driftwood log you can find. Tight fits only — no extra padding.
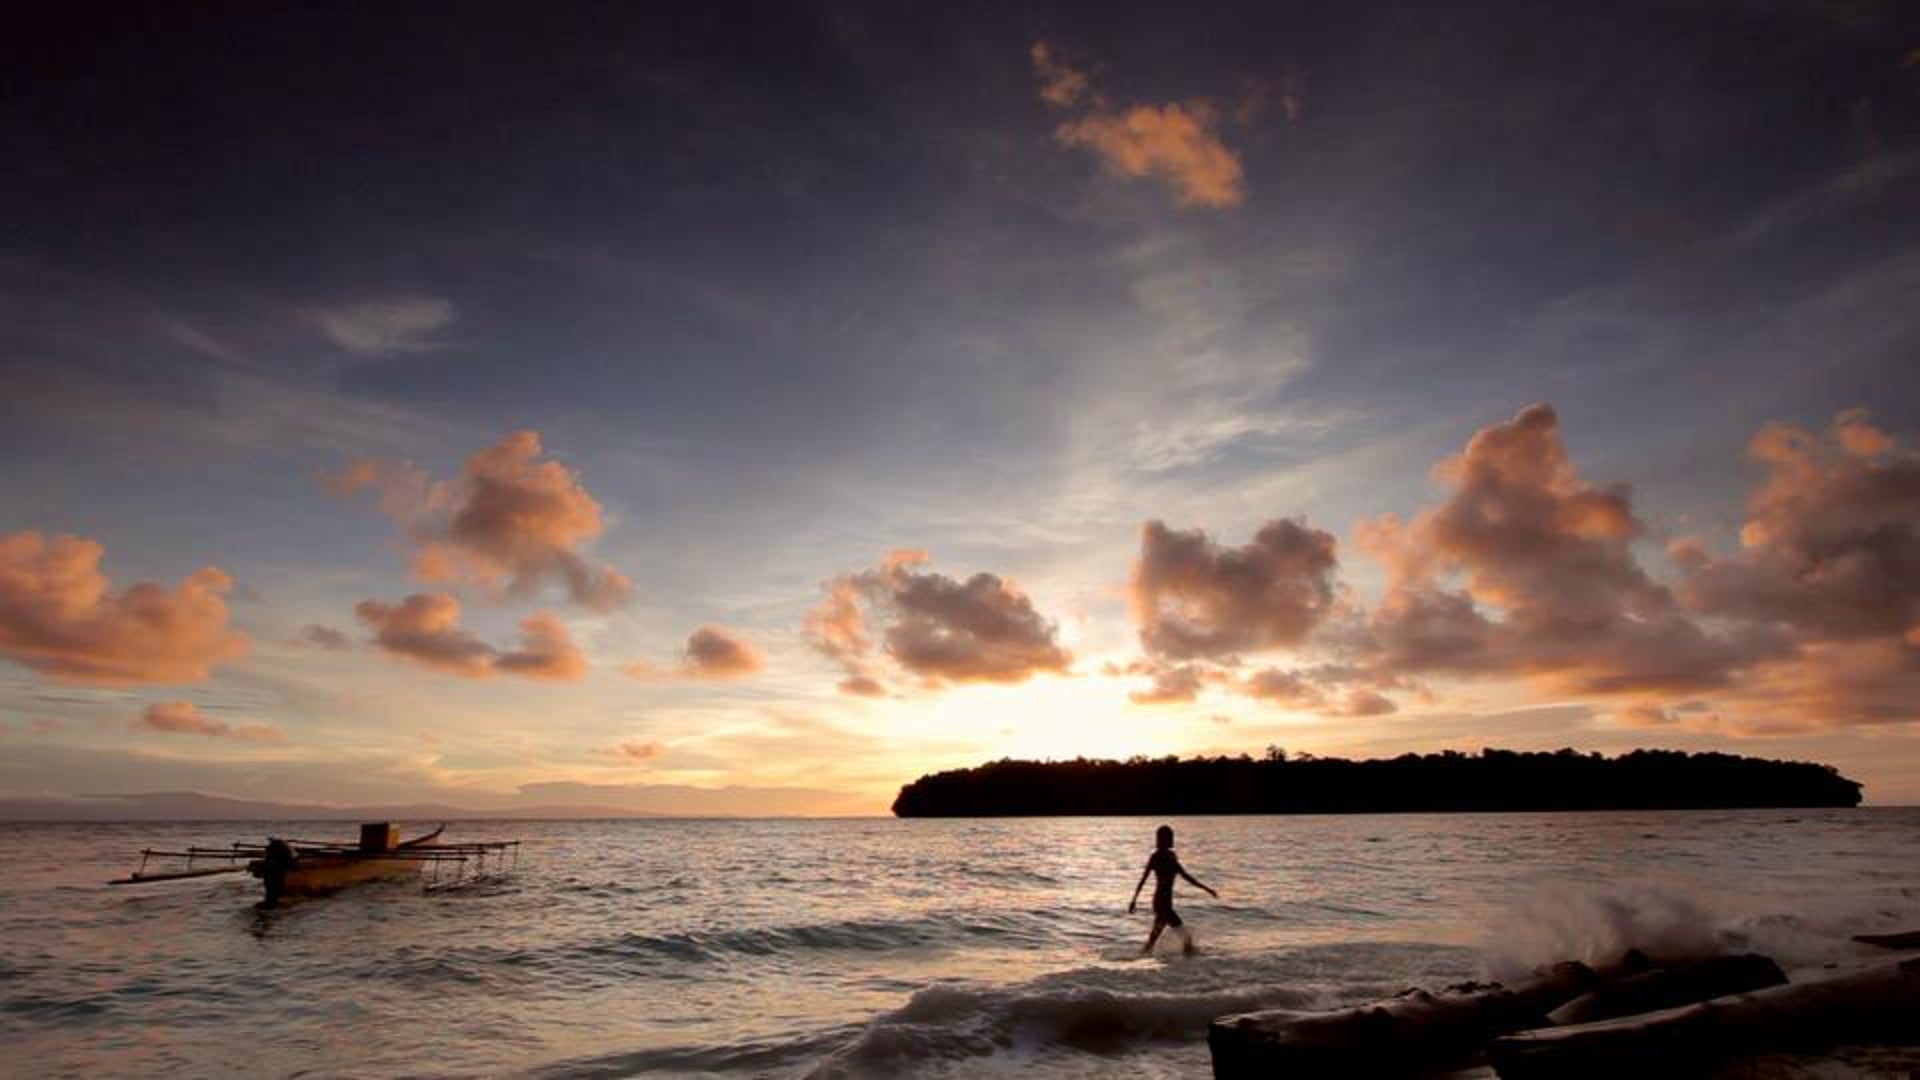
[1488,955,1920,1079]
[1207,961,1595,1078]
[1546,953,1786,1025]
[1854,929,1920,950]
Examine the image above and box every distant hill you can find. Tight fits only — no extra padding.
[891,748,1864,817]
[0,781,874,821]
[0,791,679,822]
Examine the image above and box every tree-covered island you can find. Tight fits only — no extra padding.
[891,748,1864,817]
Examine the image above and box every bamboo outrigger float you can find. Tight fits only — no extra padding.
[110,822,520,905]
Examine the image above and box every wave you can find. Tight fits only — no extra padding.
[807,982,1311,1077]
[483,909,1081,979]
[801,942,1476,1078]
[523,941,1478,1077]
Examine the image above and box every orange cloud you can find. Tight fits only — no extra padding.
[1055,104,1246,208]
[1239,665,1399,717]
[1356,404,1778,698]
[355,593,587,680]
[1114,404,1916,732]
[495,613,590,681]
[329,431,631,611]
[1127,663,1206,705]
[136,700,283,740]
[1682,409,1919,643]
[1131,518,1340,661]
[1657,409,1920,730]
[605,740,663,762]
[1029,41,1089,107]
[0,532,247,686]
[806,551,1071,694]
[681,625,764,680]
[1033,41,1246,209]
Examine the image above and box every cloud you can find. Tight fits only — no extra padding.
[604,740,664,762]
[1029,41,1089,107]
[1127,662,1206,705]
[1354,404,1778,697]
[136,700,282,740]
[1347,403,1920,732]
[305,296,454,356]
[806,550,1071,694]
[1664,409,1920,730]
[329,431,632,611]
[1680,409,1920,642]
[1240,665,1398,717]
[355,593,587,680]
[1131,518,1340,661]
[1055,104,1247,209]
[838,674,887,697]
[494,612,590,681]
[681,626,764,680]
[1033,41,1247,209]
[622,625,766,681]
[297,624,352,650]
[0,532,247,686]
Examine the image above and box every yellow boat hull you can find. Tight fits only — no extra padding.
[267,855,422,897]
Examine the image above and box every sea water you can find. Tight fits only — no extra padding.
[2,809,1916,1078]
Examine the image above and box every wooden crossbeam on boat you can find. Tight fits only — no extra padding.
[108,822,522,904]
[109,865,251,885]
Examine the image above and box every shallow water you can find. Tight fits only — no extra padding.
[2,810,1916,1077]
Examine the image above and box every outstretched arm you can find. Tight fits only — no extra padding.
[1177,859,1218,898]
[1128,860,1151,912]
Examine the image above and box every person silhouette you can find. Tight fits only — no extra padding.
[1128,824,1217,954]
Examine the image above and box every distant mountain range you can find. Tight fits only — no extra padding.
[2,790,781,821]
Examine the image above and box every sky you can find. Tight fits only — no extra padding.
[3,2,1919,813]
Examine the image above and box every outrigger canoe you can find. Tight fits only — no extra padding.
[111,822,519,905]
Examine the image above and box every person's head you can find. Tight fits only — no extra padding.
[1155,825,1174,850]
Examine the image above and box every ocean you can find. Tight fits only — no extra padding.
[2,809,1917,1078]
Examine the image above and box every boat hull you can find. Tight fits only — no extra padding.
[265,855,423,897]
[247,826,444,904]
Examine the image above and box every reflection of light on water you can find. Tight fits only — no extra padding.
[3,810,1916,1077]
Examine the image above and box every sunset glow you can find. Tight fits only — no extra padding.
[4,6,1918,813]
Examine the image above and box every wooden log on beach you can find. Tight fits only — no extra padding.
[1208,961,1596,1079]
[1488,956,1920,1080]
[1854,930,1920,950]
[1547,953,1787,1025]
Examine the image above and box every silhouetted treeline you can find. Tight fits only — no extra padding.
[891,748,1863,816]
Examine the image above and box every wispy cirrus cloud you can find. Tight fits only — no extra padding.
[136,700,283,740]
[304,296,454,356]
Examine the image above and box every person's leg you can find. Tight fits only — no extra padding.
[1167,908,1193,954]
[1144,915,1167,953]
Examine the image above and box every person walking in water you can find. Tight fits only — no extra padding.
[1129,824,1217,954]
